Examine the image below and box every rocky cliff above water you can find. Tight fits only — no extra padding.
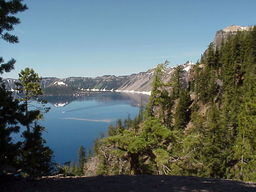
[214,25,252,48]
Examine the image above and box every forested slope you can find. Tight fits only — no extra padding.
[90,26,256,182]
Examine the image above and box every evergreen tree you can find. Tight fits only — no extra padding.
[200,104,228,178]
[108,124,117,136]
[171,65,182,98]
[17,68,53,177]
[145,61,168,118]
[174,89,191,130]
[21,123,53,177]
[94,26,256,182]
[231,27,256,181]
[116,119,124,134]
[146,60,174,127]
[16,68,44,132]
[206,43,216,68]
[0,0,27,44]
[78,145,86,175]
[0,85,24,173]
[0,0,27,174]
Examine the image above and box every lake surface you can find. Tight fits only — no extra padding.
[40,92,149,164]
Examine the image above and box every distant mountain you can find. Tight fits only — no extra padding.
[3,25,251,96]
[3,61,194,96]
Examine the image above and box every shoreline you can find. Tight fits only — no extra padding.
[77,88,151,95]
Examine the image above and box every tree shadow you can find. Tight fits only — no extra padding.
[2,175,256,192]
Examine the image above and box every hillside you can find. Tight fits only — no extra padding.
[3,61,194,96]
[86,25,256,182]
[5,27,251,96]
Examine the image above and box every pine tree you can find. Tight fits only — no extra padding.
[21,123,53,177]
[145,60,174,127]
[145,61,168,118]
[206,43,216,68]
[171,65,182,98]
[78,145,86,175]
[16,68,44,132]
[201,104,228,178]
[17,68,53,177]
[0,85,24,173]
[174,89,191,130]
[0,0,27,174]
[94,26,256,181]
[231,27,256,181]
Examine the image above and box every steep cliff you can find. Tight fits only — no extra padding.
[214,25,252,48]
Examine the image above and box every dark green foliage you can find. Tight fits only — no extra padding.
[171,65,182,98]
[146,61,169,117]
[17,68,43,99]
[0,0,27,175]
[16,68,45,132]
[102,117,172,175]
[0,57,15,74]
[146,61,174,128]
[174,89,191,130]
[195,45,220,103]
[0,84,24,172]
[95,26,256,182]
[78,145,86,174]
[200,104,228,178]
[108,119,124,136]
[0,0,27,44]
[21,123,53,177]
[0,1,53,176]
[230,27,256,181]
[16,68,53,177]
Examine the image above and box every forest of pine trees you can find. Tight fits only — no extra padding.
[94,26,256,182]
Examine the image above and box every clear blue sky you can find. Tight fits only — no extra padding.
[2,0,256,78]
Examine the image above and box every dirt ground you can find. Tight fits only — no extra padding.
[2,175,256,192]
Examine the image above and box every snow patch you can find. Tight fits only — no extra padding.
[54,81,66,86]
[183,61,194,72]
[184,65,192,72]
[116,89,151,95]
[54,102,68,107]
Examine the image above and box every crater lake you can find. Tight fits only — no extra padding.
[40,92,149,164]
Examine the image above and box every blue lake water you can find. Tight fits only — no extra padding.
[40,92,148,163]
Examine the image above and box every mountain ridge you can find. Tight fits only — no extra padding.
[4,25,250,95]
[3,61,194,95]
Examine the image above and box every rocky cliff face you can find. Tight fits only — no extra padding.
[214,25,252,48]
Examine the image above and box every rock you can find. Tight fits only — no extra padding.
[214,25,252,48]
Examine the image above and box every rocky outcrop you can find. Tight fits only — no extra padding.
[83,156,100,177]
[214,25,252,48]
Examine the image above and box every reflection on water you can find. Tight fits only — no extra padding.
[43,92,149,108]
[41,92,149,163]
